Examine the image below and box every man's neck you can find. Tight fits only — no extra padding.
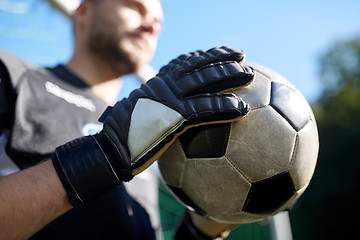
[91,79,123,106]
[65,55,124,105]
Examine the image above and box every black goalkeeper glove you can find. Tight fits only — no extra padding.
[52,46,254,207]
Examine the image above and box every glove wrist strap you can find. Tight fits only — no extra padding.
[52,136,120,207]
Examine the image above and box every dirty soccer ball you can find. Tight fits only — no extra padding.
[157,62,319,224]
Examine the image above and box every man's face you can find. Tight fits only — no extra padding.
[86,0,163,74]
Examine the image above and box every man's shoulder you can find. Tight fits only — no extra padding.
[0,49,41,87]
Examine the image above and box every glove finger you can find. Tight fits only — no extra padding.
[176,46,244,66]
[177,46,246,76]
[159,46,245,77]
[174,63,254,97]
[184,92,250,124]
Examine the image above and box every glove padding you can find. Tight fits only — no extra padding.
[53,46,254,206]
[101,46,254,175]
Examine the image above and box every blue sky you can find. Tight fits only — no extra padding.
[1,0,360,103]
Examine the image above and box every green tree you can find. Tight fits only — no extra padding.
[316,36,360,128]
[291,35,360,240]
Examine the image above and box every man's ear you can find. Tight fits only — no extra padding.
[73,1,92,28]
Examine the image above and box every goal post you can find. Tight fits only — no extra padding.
[270,211,293,240]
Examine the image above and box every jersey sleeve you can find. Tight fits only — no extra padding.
[0,55,11,131]
[0,50,35,131]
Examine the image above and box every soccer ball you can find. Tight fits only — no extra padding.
[157,62,319,224]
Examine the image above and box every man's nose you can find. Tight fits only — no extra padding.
[141,12,162,35]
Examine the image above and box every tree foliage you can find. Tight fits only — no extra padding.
[315,36,360,129]
[291,35,360,240]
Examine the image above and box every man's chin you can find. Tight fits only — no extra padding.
[124,43,153,63]
[128,55,151,72]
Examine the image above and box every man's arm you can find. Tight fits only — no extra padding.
[0,160,72,240]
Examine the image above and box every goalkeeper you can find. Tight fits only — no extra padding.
[0,0,254,239]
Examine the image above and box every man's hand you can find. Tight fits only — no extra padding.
[52,46,254,206]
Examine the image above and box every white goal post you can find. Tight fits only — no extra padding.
[270,211,294,240]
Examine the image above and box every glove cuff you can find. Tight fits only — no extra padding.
[52,136,121,207]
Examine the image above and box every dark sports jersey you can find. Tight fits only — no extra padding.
[0,50,156,240]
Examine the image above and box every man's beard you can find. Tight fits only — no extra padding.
[87,16,139,75]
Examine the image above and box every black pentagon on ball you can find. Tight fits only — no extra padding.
[179,123,231,158]
[270,82,311,131]
[242,172,295,214]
